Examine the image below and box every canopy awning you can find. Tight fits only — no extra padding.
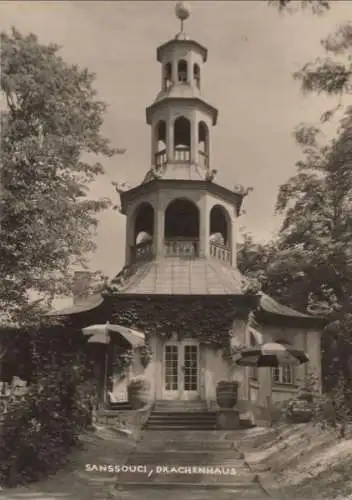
[82,323,145,348]
[87,332,110,344]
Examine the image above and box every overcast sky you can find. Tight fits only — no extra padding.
[1,0,350,283]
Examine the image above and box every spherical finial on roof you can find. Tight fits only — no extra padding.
[175,2,191,21]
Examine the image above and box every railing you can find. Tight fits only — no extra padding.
[154,148,208,167]
[131,240,154,262]
[209,241,232,264]
[154,146,190,166]
[164,239,199,257]
[173,146,190,162]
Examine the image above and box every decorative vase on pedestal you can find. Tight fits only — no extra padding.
[127,377,151,410]
[216,381,239,409]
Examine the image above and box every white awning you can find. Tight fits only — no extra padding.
[87,332,110,344]
[82,323,145,347]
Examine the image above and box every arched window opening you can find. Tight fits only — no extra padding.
[155,120,167,167]
[164,62,172,90]
[133,202,154,262]
[174,116,191,162]
[209,205,232,264]
[209,205,230,247]
[198,121,209,168]
[178,59,188,83]
[165,198,199,240]
[193,63,200,88]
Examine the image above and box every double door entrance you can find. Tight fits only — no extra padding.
[162,340,200,400]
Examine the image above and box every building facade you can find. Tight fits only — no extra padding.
[49,7,325,412]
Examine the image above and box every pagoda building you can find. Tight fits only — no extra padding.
[49,3,324,413]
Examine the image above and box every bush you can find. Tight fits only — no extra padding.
[0,361,96,487]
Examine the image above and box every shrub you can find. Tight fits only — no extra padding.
[0,360,96,487]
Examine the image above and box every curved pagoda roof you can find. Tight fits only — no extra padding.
[46,261,322,327]
[109,258,245,295]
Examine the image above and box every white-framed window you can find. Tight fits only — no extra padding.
[272,364,294,385]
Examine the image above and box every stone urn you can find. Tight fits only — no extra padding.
[216,381,239,409]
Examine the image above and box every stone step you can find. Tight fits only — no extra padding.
[115,480,259,490]
[146,410,217,430]
[142,430,230,438]
[151,410,216,415]
[138,440,242,453]
[147,420,216,426]
[110,485,267,499]
[125,451,247,466]
[154,407,207,412]
[145,425,217,431]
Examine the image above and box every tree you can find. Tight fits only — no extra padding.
[265,0,352,414]
[269,0,330,15]
[0,28,124,325]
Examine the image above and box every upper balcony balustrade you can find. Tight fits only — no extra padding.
[130,238,232,265]
[154,146,208,168]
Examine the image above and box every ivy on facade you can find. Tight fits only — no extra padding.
[98,294,256,363]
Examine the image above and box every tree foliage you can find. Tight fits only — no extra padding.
[239,1,352,412]
[0,28,122,324]
[269,0,330,15]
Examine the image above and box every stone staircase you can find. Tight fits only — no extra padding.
[114,430,265,496]
[145,401,217,430]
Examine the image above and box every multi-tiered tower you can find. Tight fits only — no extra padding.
[49,3,324,410]
[117,2,247,285]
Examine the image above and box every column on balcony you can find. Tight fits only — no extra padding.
[190,115,198,165]
[155,194,166,258]
[198,196,208,258]
[166,118,174,163]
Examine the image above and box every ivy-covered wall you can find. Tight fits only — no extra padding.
[101,294,257,351]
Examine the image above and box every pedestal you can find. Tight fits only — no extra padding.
[216,409,241,430]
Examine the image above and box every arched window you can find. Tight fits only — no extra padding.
[178,59,188,83]
[174,116,191,162]
[198,121,209,168]
[134,202,154,246]
[154,120,167,167]
[209,205,231,247]
[164,198,199,240]
[193,63,200,88]
[164,62,172,90]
